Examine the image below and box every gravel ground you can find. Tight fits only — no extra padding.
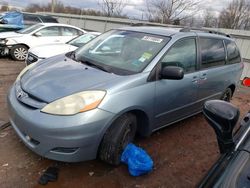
[0,58,250,188]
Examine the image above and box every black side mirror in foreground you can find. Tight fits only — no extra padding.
[203,100,240,154]
[160,66,184,80]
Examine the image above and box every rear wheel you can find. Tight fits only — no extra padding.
[10,45,28,61]
[221,88,232,102]
[99,113,137,165]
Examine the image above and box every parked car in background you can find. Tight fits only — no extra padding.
[0,11,58,33]
[0,23,86,61]
[26,32,101,65]
[7,27,243,164]
[199,96,250,188]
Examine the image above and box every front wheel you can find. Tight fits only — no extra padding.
[10,45,28,61]
[99,113,137,165]
[221,88,232,102]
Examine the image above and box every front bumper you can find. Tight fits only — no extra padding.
[0,45,11,55]
[7,86,115,162]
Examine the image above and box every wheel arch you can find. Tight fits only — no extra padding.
[228,84,236,95]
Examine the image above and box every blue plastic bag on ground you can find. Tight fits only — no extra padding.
[121,143,153,176]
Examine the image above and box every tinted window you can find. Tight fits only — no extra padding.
[61,27,80,36]
[39,16,58,23]
[161,38,197,73]
[225,40,241,64]
[23,14,40,24]
[38,26,60,36]
[200,38,226,69]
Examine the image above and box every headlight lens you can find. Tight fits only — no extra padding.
[16,62,37,81]
[0,39,6,44]
[41,91,106,115]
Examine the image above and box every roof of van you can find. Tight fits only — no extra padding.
[119,26,232,40]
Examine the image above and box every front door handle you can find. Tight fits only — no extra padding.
[200,73,207,80]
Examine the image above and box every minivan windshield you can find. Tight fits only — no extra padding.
[16,24,43,34]
[74,30,170,75]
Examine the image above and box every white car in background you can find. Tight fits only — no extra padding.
[0,23,86,61]
[26,32,101,65]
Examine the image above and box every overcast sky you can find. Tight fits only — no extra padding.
[2,0,231,18]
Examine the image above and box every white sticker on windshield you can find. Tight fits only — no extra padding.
[142,36,163,43]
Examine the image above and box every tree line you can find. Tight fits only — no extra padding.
[1,0,250,30]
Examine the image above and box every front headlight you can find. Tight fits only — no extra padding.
[16,62,37,81]
[0,39,6,44]
[41,91,106,115]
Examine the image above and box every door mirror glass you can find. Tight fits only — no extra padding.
[160,66,184,80]
[242,77,250,87]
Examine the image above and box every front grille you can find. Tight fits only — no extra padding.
[15,82,47,109]
[26,52,38,65]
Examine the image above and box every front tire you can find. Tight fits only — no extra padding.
[221,88,232,102]
[99,113,137,165]
[10,45,28,61]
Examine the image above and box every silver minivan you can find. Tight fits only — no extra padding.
[7,27,243,164]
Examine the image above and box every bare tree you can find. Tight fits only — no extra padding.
[99,0,127,17]
[0,2,9,12]
[218,0,250,29]
[145,0,201,24]
[203,9,218,28]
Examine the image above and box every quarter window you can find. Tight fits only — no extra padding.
[225,40,241,64]
[161,38,197,73]
[200,38,226,69]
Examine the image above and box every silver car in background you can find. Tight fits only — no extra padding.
[26,32,101,65]
[8,27,243,164]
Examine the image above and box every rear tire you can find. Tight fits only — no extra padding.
[99,113,137,165]
[10,45,28,61]
[221,88,232,102]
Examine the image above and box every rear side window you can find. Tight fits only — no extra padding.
[161,38,197,73]
[61,27,81,36]
[200,38,226,69]
[225,40,241,64]
[38,26,60,36]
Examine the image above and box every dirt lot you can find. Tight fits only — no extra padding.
[0,58,250,188]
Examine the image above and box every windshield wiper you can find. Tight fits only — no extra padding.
[79,59,111,73]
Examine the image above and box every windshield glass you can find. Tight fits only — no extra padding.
[74,30,170,75]
[68,33,98,47]
[16,24,43,34]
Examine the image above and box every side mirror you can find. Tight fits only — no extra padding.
[160,66,184,80]
[242,77,250,87]
[203,100,240,154]
[34,32,42,37]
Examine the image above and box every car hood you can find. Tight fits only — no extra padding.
[20,55,121,103]
[29,43,77,58]
[0,31,23,39]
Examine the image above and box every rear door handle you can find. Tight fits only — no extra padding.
[192,76,199,83]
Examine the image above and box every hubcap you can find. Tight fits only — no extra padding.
[14,47,27,60]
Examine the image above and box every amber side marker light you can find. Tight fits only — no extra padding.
[242,77,250,87]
